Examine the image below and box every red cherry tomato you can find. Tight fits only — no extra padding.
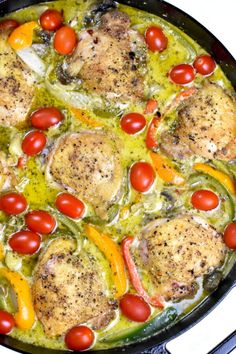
[22,131,47,156]
[0,192,27,215]
[0,19,19,31]
[145,26,168,52]
[193,55,216,76]
[30,107,64,130]
[169,64,195,85]
[120,293,151,322]
[130,162,155,193]
[120,113,146,135]
[9,230,41,255]
[0,310,15,334]
[54,26,77,55]
[25,210,56,234]
[40,9,63,31]
[65,325,94,351]
[191,190,219,211]
[224,222,236,249]
[55,193,85,219]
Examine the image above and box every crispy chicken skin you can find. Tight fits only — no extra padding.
[65,11,147,102]
[0,30,36,127]
[32,237,116,337]
[138,215,226,300]
[161,83,236,161]
[46,131,123,220]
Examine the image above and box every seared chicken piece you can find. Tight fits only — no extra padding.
[46,131,123,220]
[161,83,236,161]
[0,30,36,127]
[64,10,147,102]
[32,237,116,337]
[138,215,225,300]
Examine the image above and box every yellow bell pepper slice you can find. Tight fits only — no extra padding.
[69,108,103,128]
[8,21,38,51]
[150,152,185,186]
[194,163,235,195]
[0,242,4,261]
[84,225,128,298]
[0,268,35,329]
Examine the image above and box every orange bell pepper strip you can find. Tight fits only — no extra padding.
[0,268,35,330]
[146,116,161,150]
[84,225,128,298]
[69,108,103,128]
[122,236,164,308]
[194,163,236,195]
[8,21,38,51]
[150,152,185,186]
[144,99,158,114]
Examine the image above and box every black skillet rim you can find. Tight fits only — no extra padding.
[0,0,235,353]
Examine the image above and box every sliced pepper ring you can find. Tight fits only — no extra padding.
[122,236,164,308]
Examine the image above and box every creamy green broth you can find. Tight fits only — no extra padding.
[0,0,235,350]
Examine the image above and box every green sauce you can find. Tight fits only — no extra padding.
[0,0,235,351]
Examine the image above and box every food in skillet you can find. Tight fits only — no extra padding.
[46,131,124,220]
[137,215,225,300]
[64,10,147,102]
[0,28,36,127]
[161,82,236,160]
[32,237,117,337]
[0,0,235,351]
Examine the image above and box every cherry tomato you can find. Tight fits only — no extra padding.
[130,162,155,193]
[22,131,47,156]
[30,107,64,130]
[40,9,63,31]
[120,113,146,135]
[0,192,27,215]
[0,310,15,334]
[54,26,77,55]
[25,210,56,234]
[120,293,151,322]
[0,19,19,31]
[145,26,168,52]
[65,325,94,351]
[191,190,219,211]
[193,55,216,76]
[224,222,236,249]
[55,193,85,219]
[169,64,195,85]
[9,230,41,255]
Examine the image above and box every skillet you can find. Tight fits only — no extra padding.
[0,0,235,353]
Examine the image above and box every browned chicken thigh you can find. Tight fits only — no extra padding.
[32,237,116,337]
[64,10,147,102]
[46,131,123,220]
[138,215,226,300]
[161,83,236,161]
[0,30,35,127]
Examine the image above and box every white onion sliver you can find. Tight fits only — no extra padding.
[17,47,46,77]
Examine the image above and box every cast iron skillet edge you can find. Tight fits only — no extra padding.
[0,0,235,353]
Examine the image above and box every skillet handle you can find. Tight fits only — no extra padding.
[165,286,236,354]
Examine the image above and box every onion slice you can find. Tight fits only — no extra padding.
[45,65,103,110]
[17,47,46,77]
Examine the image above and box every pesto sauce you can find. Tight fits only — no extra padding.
[0,0,235,351]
